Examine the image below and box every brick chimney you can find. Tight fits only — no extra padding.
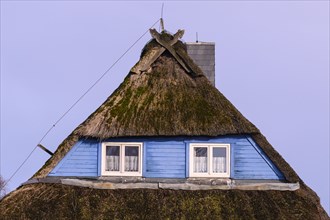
[186,42,215,86]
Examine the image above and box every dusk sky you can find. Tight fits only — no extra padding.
[1,1,329,214]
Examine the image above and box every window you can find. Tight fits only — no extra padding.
[101,142,142,176]
[189,143,230,177]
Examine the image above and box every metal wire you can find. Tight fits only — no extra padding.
[2,18,160,189]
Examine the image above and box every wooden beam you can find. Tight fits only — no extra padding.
[131,29,185,74]
[150,29,191,73]
[37,144,54,156]
[142,29,184,71]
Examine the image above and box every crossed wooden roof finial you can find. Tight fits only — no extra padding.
[131,29,196,74]
[149,29,190,73]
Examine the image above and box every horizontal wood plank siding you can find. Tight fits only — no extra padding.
[231,138,284,180]
[49,140,98,177]
[49,136,284,180]
[144,142,186,178]
[185,136,284,180]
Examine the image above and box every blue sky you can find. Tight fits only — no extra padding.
[1,1,329,214]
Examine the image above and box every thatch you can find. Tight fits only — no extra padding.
[1,31,328,219]
[75,53,259,138]
[0,183,328,219]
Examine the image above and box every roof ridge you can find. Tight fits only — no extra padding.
[131,29,203,77]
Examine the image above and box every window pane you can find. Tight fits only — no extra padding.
[213,147,226,173]
[125,146,139,172]
[193,147,208,173]
[106,146,120,171]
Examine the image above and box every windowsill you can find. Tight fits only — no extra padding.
[101,172,142,177]
[189,174,230,178]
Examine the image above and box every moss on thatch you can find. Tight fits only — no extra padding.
[0,183,328,220]
[75,53,259,139]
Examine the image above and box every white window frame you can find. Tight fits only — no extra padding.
[189,143,230,178]
[101,142,143,176]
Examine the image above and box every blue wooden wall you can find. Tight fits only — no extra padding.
[185,137,283,179]
[49,136,284,180]
[49,140,99,177]
[230,137,283,179]
[144,141,186,178]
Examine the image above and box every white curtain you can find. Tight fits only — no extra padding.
[194,156,207,173]
[125,156,138,172]
[213,157,226,173]
[106,156,119,171]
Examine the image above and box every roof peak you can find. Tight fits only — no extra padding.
[131,29,203,77]
[149,29,190,73]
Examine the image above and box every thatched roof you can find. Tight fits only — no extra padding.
[74,32,259,138]
[1,30,328,219]
[1,183,328,219]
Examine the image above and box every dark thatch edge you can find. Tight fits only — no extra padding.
[1,183,329,219]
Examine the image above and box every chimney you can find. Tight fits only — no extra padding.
[186,42,215,86]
